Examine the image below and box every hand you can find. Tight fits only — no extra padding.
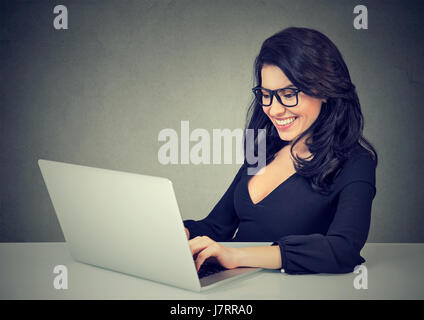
[185,227,190,239]
[188,236,240,271]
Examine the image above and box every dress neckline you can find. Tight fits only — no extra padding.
[245,171,298,206]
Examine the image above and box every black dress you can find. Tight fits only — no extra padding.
[184,145,377,274]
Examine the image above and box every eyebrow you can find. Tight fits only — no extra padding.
[261,84,297,90]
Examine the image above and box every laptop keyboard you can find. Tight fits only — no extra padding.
[197,262,228,279]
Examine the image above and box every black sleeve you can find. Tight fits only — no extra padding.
[183,163,246,241]
[273,154,377,274]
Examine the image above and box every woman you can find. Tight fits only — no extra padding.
[183,27,378,275]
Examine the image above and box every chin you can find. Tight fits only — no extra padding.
[277,128,297,138]
[277,133,294,142]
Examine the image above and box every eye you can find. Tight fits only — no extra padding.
[279,88,297,98]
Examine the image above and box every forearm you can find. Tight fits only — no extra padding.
[235,246,282,269]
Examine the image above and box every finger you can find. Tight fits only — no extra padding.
[188,236,208,257]
[195,244,219,271]
[190,237,212,258]
[189,236,214,256]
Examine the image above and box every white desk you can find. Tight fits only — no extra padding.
[0,242,423,299]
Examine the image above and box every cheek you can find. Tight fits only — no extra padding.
[309,105,322,121]
[297,99,322,121]
[262,107,271,118]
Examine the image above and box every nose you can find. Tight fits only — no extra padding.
[268,95,287,117]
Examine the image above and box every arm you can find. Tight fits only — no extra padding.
[188,236,282,271]
[274,180,376,274]
[235,245,282,269]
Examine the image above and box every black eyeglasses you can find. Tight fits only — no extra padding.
[252,86,302,107]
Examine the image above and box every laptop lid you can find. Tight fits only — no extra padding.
[38,159,202,292]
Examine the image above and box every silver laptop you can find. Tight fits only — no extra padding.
[38,159,262,292]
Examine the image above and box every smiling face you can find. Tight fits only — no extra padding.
[260,64,325,152]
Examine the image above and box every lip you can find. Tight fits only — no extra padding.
[274,116,297,121]
[274,116,297,131]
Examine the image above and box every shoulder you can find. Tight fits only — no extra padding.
[333,145,377,191]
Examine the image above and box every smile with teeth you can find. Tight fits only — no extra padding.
[275,117,297,126]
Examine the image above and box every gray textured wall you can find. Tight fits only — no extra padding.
[1,0,423,242]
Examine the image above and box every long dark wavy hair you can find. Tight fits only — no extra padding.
[243,27,378,195]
